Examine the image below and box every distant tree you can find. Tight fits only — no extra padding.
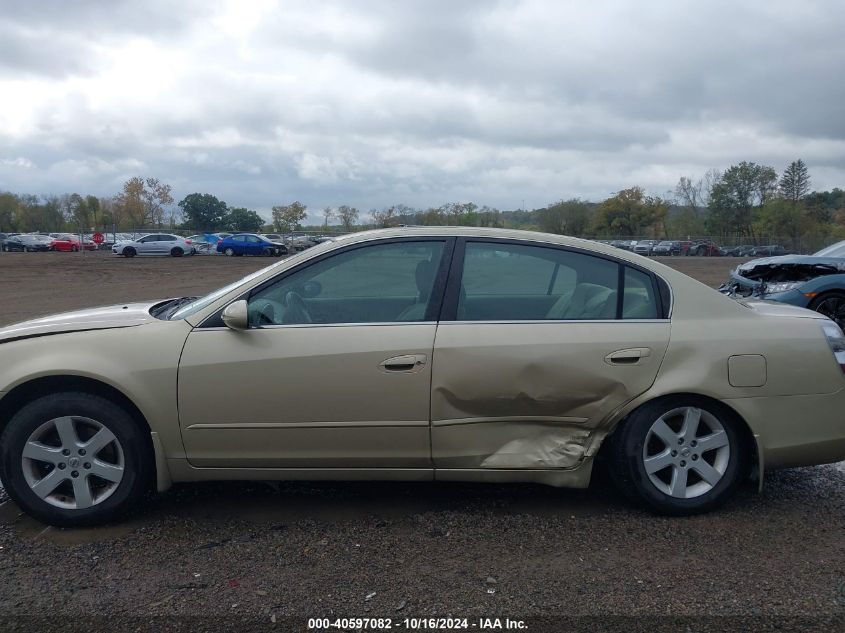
[538,199,590,236]
[115,177,173,229]
[708,162,777,239]
[271,201,307,232]
[321,206,335,231]
[178,193,228,231]
[477,205,503,227]
[336,205,359,231]
[223,207,264,232]
[0,192,17,231]
[593,187,646,236]
[371,205,399,228]
[756,197,806,244]
[779,159,811,207]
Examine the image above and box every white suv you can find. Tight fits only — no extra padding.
[112,234,195,258]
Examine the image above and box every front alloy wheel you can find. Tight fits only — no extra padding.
[22,416,125,510]
[608,396,747,515]
[0,392,152,526]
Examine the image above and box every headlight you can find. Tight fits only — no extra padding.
[764,281,801,294]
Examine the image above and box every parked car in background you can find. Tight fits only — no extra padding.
[723,244,756,257]
[749,245,792,257]
[652,241,682,256]
[50,234,97,252]
[721,240,845,329]
[1,234,52,252]
[217,233,287,257]
[687,240,723,256]
[610,239,637,251]
[633,240,660,256]
[113,234,195,258]
[259,234,291,253]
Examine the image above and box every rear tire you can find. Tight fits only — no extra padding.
[607,396,748,515]
[170,247,183,257]
[0,392,152,527]
[71,245,78,252]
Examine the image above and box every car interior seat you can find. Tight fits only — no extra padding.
[396,259,438,321]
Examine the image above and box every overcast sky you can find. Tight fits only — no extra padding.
[1,0,844,223]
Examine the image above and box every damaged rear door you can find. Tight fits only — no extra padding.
[431,238,671,471]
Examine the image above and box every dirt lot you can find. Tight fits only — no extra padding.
[1,250,844,632]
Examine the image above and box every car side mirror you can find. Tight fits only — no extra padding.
[222,300,249,330]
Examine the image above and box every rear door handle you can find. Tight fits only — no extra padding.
[604,348,651,365]
[380,354,428,372]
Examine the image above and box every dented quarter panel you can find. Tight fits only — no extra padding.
[430,321,671,469]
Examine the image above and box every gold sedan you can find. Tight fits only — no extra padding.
[1,227,844,525]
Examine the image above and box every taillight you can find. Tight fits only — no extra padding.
[820,321,845,374]
[185,239,192,244]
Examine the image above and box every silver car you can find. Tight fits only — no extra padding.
[112,234,195,258]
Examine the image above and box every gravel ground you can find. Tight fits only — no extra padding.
[1,250,843,631]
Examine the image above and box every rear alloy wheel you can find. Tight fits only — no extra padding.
[123,247,136,258]
[809,291,845,331]
[0,392,152,526]
[170,247,183,257]
[608,397,747,515]
[224,247,235,256]
[71,245,79,252]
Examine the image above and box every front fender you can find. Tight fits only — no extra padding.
[0,320,192,459]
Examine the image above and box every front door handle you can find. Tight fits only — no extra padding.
[604,347,651,365]
[380,354,427,372]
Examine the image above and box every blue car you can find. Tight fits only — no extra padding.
[720,240,845,329]
[216,233,288,257]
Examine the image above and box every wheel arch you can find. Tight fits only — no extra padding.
[0,375,164,490]
[598,391,761,486]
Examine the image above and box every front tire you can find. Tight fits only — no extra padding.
[607,396,748,515]
[0,392,152,527]
[123,247,136,258]
[808,291,845,331]
[224,247,235,257]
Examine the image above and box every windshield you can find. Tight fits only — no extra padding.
[814,241,845,257]
[169,249,311,320]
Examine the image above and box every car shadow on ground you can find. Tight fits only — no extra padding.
[5,462,840,546]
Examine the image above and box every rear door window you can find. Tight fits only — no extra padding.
[456,242,620,321]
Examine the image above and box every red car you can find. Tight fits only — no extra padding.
[50,234,97,252]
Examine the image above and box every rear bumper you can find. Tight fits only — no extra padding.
[725,388,845,470]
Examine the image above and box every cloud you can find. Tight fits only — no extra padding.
[0,0,843,224]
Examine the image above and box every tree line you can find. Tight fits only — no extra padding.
[1,161,843,247]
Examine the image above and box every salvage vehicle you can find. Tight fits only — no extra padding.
[50,234,97,252]
[217,233,287,257]
[113,234,195,258]
[687,239,723,256]
[1,235,51,252]
[723,244,755,257]
[2,227,845,526]
[652,241,682,256]
[749,244,792,257]
[720,240,845,329]
[633,240,659,256]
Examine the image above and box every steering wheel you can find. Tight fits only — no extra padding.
[283,291,313,324]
